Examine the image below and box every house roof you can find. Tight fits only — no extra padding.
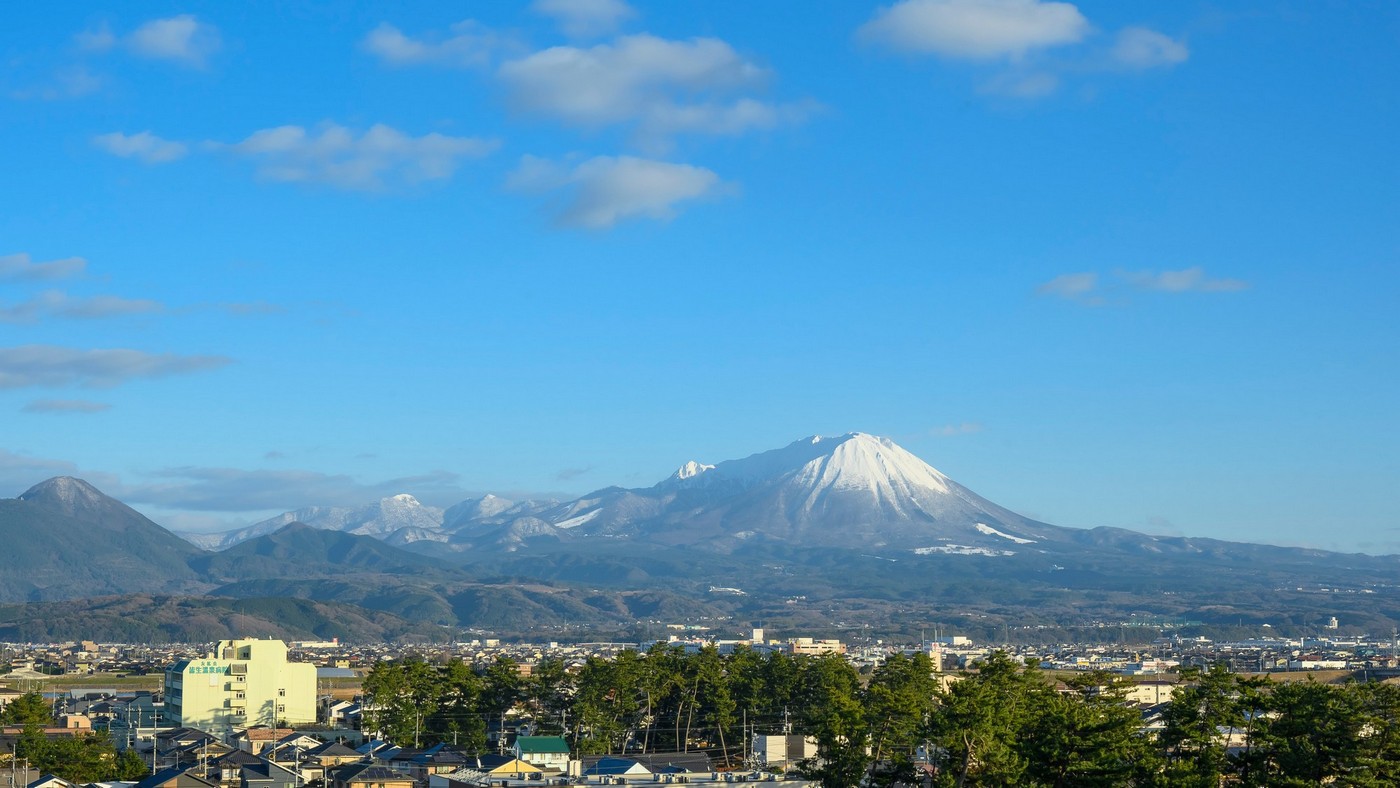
[471,756,541,775]
[582,757,650,777]
[212,750,263,767]
[157,728,217,744]
[307,742,361,759]
[514,736,569,754]
[331,764,409,784]
[26,774,76,788]
[625,753,711,773]
[354,739,391,756]
[238,728,296,741]
[240,761,299,782]
[134,766,218,788]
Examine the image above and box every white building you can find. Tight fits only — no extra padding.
[751,735,817,768]
[164,638,317,739]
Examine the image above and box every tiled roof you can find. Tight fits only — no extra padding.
[333,764,408,783]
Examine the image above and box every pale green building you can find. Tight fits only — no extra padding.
[164,638,317,738]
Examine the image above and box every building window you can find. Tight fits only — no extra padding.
[278,688,286,697]
[277,704,285,713]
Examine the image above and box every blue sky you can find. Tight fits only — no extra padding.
[2,1,1397,551]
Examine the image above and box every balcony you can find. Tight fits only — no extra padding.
[228,664,248,675]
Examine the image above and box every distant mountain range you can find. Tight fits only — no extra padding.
[183,433,1056,554]
[4,433,1400,642]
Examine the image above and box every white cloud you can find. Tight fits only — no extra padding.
[22,399,112,414]
[1111,27,1189,70]
[499,34,808,149]
[1120,266,1248,293]
[0,345,231,389]
[361,20,499,67]
[859,0,1090,60]
[532,0,637,38]
[0,290,164,324]
[1036,272,1100,302]
[500,34,765,123]
[126,15,221,66]
[0,253,87,282]
[218,123,500,190]
[508,154,728,228]
[93,131,188,163]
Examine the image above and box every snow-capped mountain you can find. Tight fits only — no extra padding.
[180,433,1053,554]
[446,433,1055,553]
[181,494,446,550]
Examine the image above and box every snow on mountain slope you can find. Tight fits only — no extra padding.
[459,432,1055,551]
[976,523,1037,544]
[181,433,1056,554]
[186,494,446,550]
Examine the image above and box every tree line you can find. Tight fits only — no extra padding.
[363,645,1400,787]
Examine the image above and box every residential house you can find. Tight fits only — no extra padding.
[206,750,265,787]
[512,736,570,770]
[304,741,363,770]
[232,728,297,756]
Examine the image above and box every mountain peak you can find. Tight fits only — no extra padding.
[672,460,715,481]
[19,476,117,516]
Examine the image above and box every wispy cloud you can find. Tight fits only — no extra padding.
[1036,271,1101,304]
[93,131,188,164]
[859,0,1090,60]
[555,465,594,481]
[0,345,231,389]
[22,399,112,414]
[0,290,164,323]
[361,20,503,68]
[1119,266,1249,293]
[125,15,222,67]
[499,34,814,150]
[1038,267,1248,304]
[0,253,87,282]
[9,66,104,101]
[0,450,118,497]
[75,24,117,53]
[216,123,500,190]
[224,301,286,316]
[1111,27,1190,70]
[508,154,730,228]
[531,0,637,38]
